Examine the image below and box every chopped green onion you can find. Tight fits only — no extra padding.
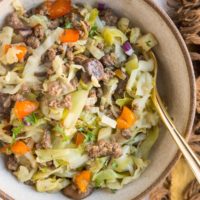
[24,113,38,125]
[12,123,24,139]
[53,124,69,141]
[64,21,72,29]
[89,25,98,38]
[84,132,95,143]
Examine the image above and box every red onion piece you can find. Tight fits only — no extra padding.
[122,41,134,56]
[98,2,105,11]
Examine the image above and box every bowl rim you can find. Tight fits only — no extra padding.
[134,0,196,199]
[0,0,196,200]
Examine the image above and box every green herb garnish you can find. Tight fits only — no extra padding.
[89,25,98,38]
[84,131,95,142]
[53,124,69,141]
[64,21,73,29]
[24,113,38,125]
[12,123,24,139]
[77,127,85,132]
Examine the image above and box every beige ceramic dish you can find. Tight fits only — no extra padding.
[0,0,196,200]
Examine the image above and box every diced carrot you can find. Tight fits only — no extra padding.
[4,44,27,62]
[74,170,91,193]
[117,118,130,129]
[75,132,85,146]
[47,0,72,19]
[115,69,126,80]
[60,29,79,43]
[117,106,136,129]
[11,141,30,155]
[14,100,39,120]
[15,45,27,62]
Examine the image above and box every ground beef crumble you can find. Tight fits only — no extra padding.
[7,155,19,171]
[87,140,122,158]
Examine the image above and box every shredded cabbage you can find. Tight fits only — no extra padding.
[22,15,49,29]
[36,148,88,169]
[102,27,128,46]
[98,127,112,141]
[14,166,35,183]
[100,115,117,129]
[23,27,63,83]
[36,178,69,193]
[64,90,89,129]
[12,0,25,15]
[118,18,130,33]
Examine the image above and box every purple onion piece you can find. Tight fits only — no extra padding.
[122,41,134,56]
[23,119,31,126]
[98,2,105,11]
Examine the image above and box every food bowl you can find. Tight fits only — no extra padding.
[0,0,195,200]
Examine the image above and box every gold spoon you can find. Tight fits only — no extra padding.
[150,52,200,183]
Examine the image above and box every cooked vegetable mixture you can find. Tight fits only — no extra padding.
[0,0,160,199]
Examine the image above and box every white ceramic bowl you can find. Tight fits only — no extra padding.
[0,0,196,200]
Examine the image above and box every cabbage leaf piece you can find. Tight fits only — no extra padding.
[137,126,159,159]
[36,148,88,169]
[23,27,63,83]
[36,178,69,193]
[14,166,35,182]
[102,27,127,46]
[63,89,89,129]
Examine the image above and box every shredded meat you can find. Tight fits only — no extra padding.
[0,93,12,119]
[48,19,60,29]
[115,78,128,98]
[49,95,72,109]
[26,36,40,49]
[74,54,88,65]
[34,71,47,77]
[100,9,118,26]
[30,4,49,16]
[48,99,61,108]
[57,45,65,55]
[44,48,57,62]
[62,95,72,109]
[66,48,74,61]
[7,155,19,171]
[101,53,117,67]
[103,68,115,82]
[87,140,122,158]
[69,11,83,29]
[121,129,132,139]
[6,13,27,30]
[33,24,45,41]
[83,59,105,81]
[47,81,63,96]
[41,130,52,149]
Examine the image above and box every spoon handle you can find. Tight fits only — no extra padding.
[154,92,200,183]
